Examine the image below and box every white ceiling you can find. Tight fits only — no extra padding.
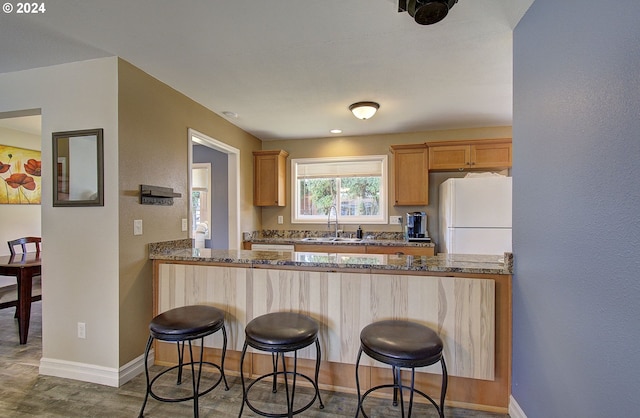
[0,0,533,140]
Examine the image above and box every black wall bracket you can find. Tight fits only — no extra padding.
[140,184,182,206]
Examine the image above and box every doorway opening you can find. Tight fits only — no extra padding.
[188,129,240,250]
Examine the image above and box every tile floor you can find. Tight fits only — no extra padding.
[0,302,510,417]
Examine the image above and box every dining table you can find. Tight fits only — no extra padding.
[0,252,41,344]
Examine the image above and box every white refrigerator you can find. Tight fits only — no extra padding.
[439,176,512,255]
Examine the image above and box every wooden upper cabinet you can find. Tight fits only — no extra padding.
[253,150,289,206]
[428,139,512,171]
[390,144,429,206]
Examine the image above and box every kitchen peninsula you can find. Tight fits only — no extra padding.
[149,240,513,412]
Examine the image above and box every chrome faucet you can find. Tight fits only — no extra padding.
[328,205,340,238]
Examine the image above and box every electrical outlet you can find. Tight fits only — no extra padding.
[390,216,402,225]
[181,218,188,231]
[134,219,143,235]
[77,322,86,339]
[277,215,284,224]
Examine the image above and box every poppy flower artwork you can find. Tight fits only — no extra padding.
[0,145,42,204]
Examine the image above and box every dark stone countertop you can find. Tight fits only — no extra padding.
[149,240,512,275]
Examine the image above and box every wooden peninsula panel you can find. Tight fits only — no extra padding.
[155,263,495,381]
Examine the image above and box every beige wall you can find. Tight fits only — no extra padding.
[0,58,121,378]
[261,127,512,242]
[117,59,262,364]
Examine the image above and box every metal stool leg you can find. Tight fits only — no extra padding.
[392,366,399,406]
[314,338,324,409]
[238,341,249,418]
[272,352,279,393]
[220,324,229,390]
[407,368,416,417]
[186,338,208,418]
[138,335,154,418]
[354,347,364,418]
[282,352,292,418]
[396,366,405,417]
[177,340,185,385]
[439,357,448,418]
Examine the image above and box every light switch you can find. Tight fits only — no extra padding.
[181,218,188,232]
[134,219,143,235]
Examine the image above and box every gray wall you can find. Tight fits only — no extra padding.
[512,1,640,416]
[193,144,229,249]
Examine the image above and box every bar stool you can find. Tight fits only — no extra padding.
[355,319,447,418]
[239,312,324,417]
[138,305,229,418]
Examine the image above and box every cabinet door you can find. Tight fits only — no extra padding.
[428,145,470,170]
[253,150,288,206]
[471,143,512,169]
[392,146,429,205]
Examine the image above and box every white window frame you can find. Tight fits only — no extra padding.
[291,155,388,224]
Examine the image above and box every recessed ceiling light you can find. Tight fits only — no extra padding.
[221,111,238,118]
[330,129,342,134]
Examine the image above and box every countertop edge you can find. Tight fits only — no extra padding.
[149,241,512,275]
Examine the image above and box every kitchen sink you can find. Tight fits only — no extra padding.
[300,237,363,243]
[331,237,363,242]
[300,237,330,242]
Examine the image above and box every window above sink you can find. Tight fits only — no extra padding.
[291,155,388,224]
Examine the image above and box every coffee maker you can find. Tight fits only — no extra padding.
[405,211,430,242]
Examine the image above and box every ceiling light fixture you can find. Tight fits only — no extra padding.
[349,102,380,120]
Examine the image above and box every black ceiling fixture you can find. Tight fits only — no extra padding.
[398,0,458,25]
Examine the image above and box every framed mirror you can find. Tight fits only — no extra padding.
[52,128,104,207]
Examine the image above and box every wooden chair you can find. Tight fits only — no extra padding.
[7,237,41,256]
[1,237,42,317]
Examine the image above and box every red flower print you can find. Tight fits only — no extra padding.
[0,162,10,173]
[5,173,36,191]
[24,159,41,176]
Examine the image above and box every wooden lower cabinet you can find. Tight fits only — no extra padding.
[293,243,433,256]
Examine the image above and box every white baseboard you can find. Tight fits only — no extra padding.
[39,349,153,388]
[509,395,528,418]
[117,349,154,386]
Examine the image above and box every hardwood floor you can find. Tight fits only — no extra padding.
[0,302,510,417]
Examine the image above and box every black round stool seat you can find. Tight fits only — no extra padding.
[150,305,225,341]
[355,320,448,418]
[139,305,229,418]
[360,320,443,368]
[245,312,319,351]
[239,312,324,417]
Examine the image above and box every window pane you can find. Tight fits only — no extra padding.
[292,156,387,224]
[339,177,380,216]
[298,178,336,215]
